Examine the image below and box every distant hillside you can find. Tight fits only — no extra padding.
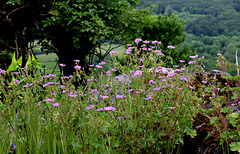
[141,0,240,36]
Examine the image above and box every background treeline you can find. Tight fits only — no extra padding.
[142,0,240,75]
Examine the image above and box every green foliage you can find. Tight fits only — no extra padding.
[6,52,41,72]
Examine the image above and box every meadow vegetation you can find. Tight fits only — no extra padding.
[1,39,240,153]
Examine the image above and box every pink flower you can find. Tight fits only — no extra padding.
[87,105,94,110]
[100,95,108,99]
[189,85,195,89]
[180,77,188,82]
[88,65,94,67]
[110,68,117,71]
[74,65,81,69]
[74,59,80,62]
[138,65,144,68]
[188,61,195,64]
[143,40,149,43]
[59,63,66,67]
[179,60,185,63]
[53,103,59,107]
[202,81,207,84]
[116,95,125,98]
[144,97,152,100]
[109,51,118,55]
[149,80,156,84]
[136,90,142,93]
[169,107,176,109]
[104,106,116,111]
[153,87,160,91]
[43,98,55,102]
[167,45,175,49]
[138,58,144,61]
[99,62,106,65]
[128,89,133,92]
[173,65,179,67]
[96,108,104,111]
[152,40,159,44]
[134,70,143,76]
[117,117,123,119]
[134,38,142,44]
[127,44,132,46]
[189,55,198,58]
[95,65,102,68]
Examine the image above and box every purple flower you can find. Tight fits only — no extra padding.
[104,106,116,111]
[87,105,94,110]
[167,45,175,49]
[138,65,144,68]
[89,65,94,67]
[189,55,199,59]
[127,44,132,46]
[202,81,207,84]
[153,87,160,91]
[128,89,133,92]
[96,108,104,111]
[87,79,92,82]
[114,76,120,79]
[109,51,118,55]
[74,65,81,69]
[179,60,185,63]
[12,144,16,149]
[173,65,179,67]
[138,58,144,61]
[169,107,176,109]
[53,103,60,107]
[117,117,123,119]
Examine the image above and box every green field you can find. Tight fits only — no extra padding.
[35,43,126,75]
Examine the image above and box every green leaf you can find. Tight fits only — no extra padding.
[186,128,197,138]
[220,106,229,114]
[210,117,219,125]
[230,142,240,151]
[6,53,20,72]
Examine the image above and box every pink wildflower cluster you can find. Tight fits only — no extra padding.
[134,38,142,44]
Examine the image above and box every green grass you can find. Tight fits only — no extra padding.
[35,43,126,75]
[36,53,59,75]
